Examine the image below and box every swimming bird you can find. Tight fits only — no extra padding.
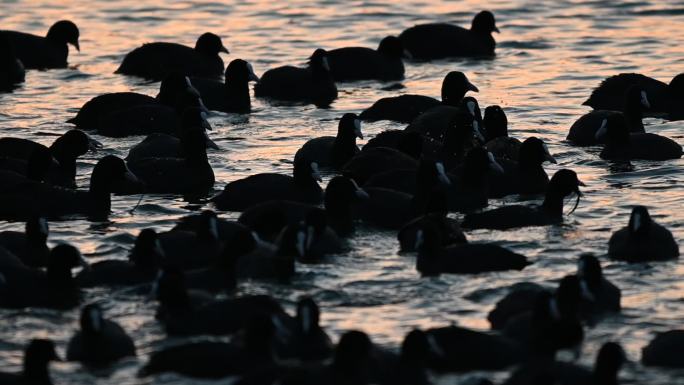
[0,149,57,188]
[238,175,368,238]
[503,342,625,385]
[255,48,337,107]
[399,11,499,59]
[0,217,49,267]
[425,324,524,372]
[0,34,25,91]
[234,223,301,281]
[483,105,522,160]
[67,72,189,131]
[326,36,406,81]
[363,130,441,160]
[343,146,418,185]
[0,155,139,220]
[576,253,621,318]
[66,303,136,365]
[0,129,92,188]
[488,137,557,198]
[502,277,585,358]
[595,113,682,161]
[462,169,585,230]
[173,210,253,243]
[294,113,363,169]
[0,243,86,309]
[583,72,684,118]
[488,282,548,330]
[124,106,216,163]
[567,85,650,146]
[608,206,679,262]
[405,93,485,143]
[127,111,215,194]
[116,32,228,80]
[643,330,684,367]
[415,220,529,275]
[398,193,467,252]
[96,81,207,138]
[76,228,165,287]
[155,265,285,336]
[446,147,503,212]
[356,157,453,229]
[0,20,80,69]
[140,314,278,378]
[157,210,223,270]
[279,297,334,361]
[191,58,259,113]
[359,71,478,123]
[211,160,324,211]
[0,339,60,385]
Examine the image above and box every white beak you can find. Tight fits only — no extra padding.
[640,91,650,109]
[435,162,451,185]
[594,118,608,140]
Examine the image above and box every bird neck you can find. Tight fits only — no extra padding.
[624,109,644,132]
[225,78,251,112]
[541,190,565,218]
[24,359,51,384]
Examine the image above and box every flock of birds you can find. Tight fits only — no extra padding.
[0,9,683,385]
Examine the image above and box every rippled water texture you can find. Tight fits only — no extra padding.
[1,0,684,383]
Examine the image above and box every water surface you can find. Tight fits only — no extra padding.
[1,0,684,383]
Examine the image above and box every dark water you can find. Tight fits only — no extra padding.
[1,0,684,383]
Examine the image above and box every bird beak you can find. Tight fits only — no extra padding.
[306,225,315,251]
[123,164,140,185]
[473,121,485,142]
[321,57,331,72]
[220,45,230,54]
[467,82,479,93]
[74,41,80,52]
[579,279,596,302]
[543,144,557,164]
[351,179,369,199]
[577,179,586,187]
[426,334,446,358]
[488,152,504,174]
[88,137,103,152]
[493,26,500,33]
[79,255,91,272]
[310,162,323,182]
[200,111,213,131]
[296,230,307,258]
[414,229,424,251]
[247,63,259,81]
[640,91,650,109]
[354,119,363,140]
[435,162,451,185]
[402,49,413,59]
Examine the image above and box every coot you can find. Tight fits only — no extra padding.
[0,20,79,69]
[254,48,337,107]
[608,206,679,262]
[294,113,363,169]
[191,58,259,113]
[359,71,478,123]
[399,11,499,59]
[116,32,228,80]
[327,36,406,81]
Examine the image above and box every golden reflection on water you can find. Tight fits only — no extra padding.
[0,1,683,383]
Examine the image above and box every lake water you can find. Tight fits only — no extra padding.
[1,0,683,383]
